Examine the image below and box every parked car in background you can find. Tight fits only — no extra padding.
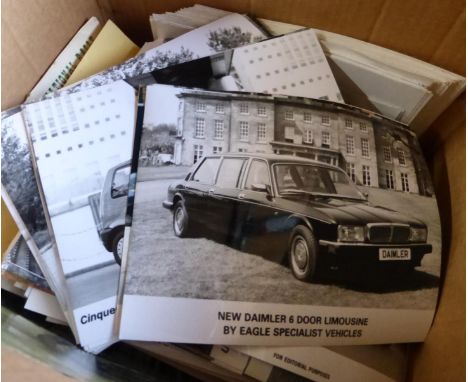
[163,153,432,282]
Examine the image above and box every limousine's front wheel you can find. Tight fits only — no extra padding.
[173,200,192,238]
[289,225,318,282]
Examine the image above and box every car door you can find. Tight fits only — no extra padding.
[183,156,220,225]
[236,159,281,255]
[211,156,249,240]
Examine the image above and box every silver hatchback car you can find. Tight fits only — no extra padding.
[96,160,130,264]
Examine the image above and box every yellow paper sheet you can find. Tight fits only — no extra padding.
[2,200,18,254]
[65,20,139,85]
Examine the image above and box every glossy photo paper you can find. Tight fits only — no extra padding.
[119,84,440,346]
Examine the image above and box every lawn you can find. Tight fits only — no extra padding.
[124,177,440,310]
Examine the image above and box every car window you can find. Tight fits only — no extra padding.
[192,157,220,184]
[111,166,130,198]
[274,164,364,199]
[245,160,270,190]
[216,158,246,188]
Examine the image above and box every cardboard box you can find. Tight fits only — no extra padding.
[1,0,465,380]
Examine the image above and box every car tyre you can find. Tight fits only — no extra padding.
[173,200,192,238]
[289,225,318,282]
[112,229,124,266]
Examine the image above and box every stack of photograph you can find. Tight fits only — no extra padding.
[1,5,464,382]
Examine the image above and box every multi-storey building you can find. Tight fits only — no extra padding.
[272,99,380,188]
[175,90,431,195]
[373,123,419,193]
[23,82,134,213]
[175,92,274,165]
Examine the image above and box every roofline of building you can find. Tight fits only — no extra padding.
[175,88,415,137]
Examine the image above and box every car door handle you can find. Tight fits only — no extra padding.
[238,193,246,199]
[208,188,215,194]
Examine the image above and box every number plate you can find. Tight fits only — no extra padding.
[379,248,411,261]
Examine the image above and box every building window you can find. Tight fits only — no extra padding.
[384,146,392,162]
[285,126,295,143]
[195,118,205,138]
[346,162,356,182]
[397,149,406,165]
[359,122,368,132]
[195,102,206,112]
[213,146,223,154]
[302,129,314,144]
[193,145,204,163]
[214,120,224,140]
[401,173,410,192]
[321,115,330,125]
[257,123,267,142]
[361,138,370,157]
[304,112,312,123]
[345,119,353,129]
[321,131,330,147]
[215,104,225,114]
[239,121,249,141]
[238,148,247,153]
[240,103,249,114]
[386,169,395,189]
[346,136,355,155]
[257,105,266,116]
[362,165,371,186]
[284,110,294,120]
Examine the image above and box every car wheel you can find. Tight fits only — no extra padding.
[112,229,124,266]
[173,200,191,237]
[289,225,318,282]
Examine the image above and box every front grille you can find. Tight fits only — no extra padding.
[367,224,410,244]
[392,225,410,243]
[368,225,391,243]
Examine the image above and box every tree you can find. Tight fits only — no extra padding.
[1,123,48,236]
[140,124,178,166]
[65,47,197,94]
[207,27,262,52]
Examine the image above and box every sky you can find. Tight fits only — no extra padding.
[144,85,182,128]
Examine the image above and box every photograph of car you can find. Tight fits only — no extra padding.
[163,153,432,282]
[121,85,440,315]
[95,160,130,264]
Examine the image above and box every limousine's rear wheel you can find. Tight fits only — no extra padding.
[173,200,191,238]
[289,225,317,282]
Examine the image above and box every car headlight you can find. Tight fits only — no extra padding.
[337,225,365,242]
[409,227,427,243]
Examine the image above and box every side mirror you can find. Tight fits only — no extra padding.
[251,183,272,195]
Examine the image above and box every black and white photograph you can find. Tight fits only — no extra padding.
[234,344,407,382]
[134,28,343,104]
[1,110,72,326]
[2,235,50,291]
[21,80,137,350]
[119,84,440,345]
[1,111,52,253]
[56,13,267,96]
[15,18,341,352]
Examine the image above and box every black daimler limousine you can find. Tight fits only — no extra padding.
[162,153,432,282]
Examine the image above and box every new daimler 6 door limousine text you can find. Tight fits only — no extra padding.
[163,153,432,282]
